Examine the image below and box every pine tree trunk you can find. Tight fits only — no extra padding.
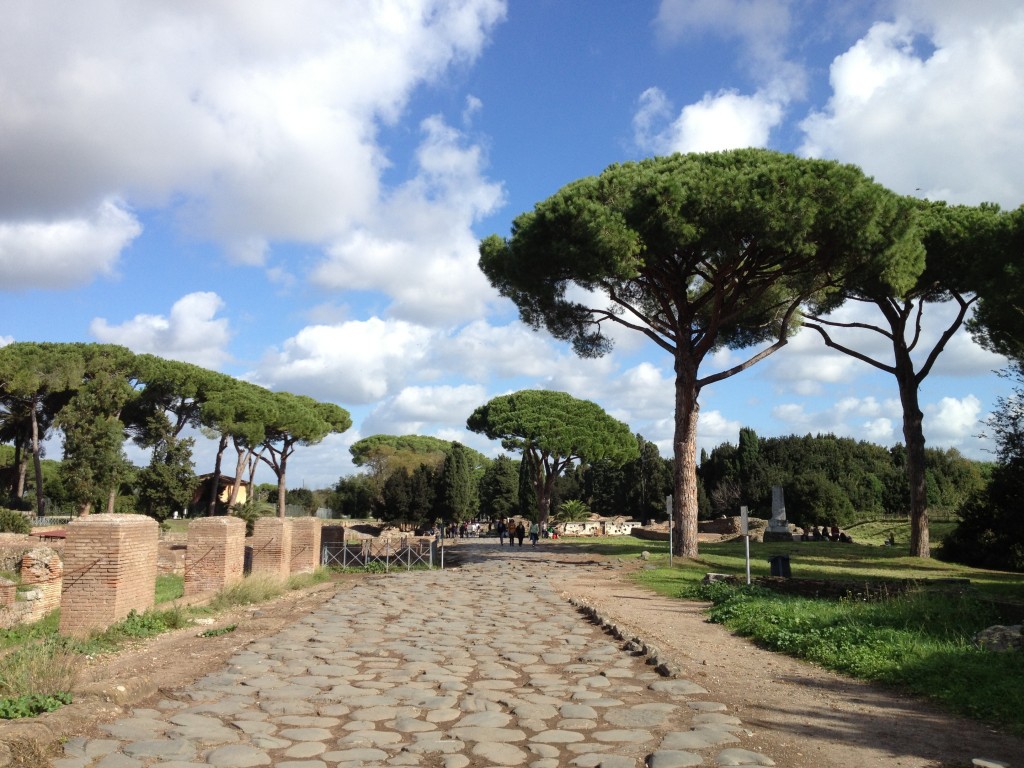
[672,356,701,558]
[897,364,930,558]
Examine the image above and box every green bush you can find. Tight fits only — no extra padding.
[0,508,30,535]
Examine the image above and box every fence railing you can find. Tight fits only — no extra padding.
[321,536,438,571]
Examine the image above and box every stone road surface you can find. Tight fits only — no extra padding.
[54,542,777,768]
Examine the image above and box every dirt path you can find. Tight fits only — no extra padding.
[3,549,1022,768]
[559,563,1024,768]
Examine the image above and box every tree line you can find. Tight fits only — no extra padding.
[0,343,351,519]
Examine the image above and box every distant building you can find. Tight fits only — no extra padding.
[188,474,249,516]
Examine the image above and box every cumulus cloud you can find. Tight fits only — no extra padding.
[633,87,785,155]
[0,0,507,250]
[698,409,744,447]
[311,116,504,325]
[362,383,488,435]
[436,320,564,381]
[800,5,1024,207]
[252,317,436,404]
[924,394,984,446]
[90,291,231,368]
[0,200,141,290]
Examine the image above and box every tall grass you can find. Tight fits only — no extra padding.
[0,637,79,698]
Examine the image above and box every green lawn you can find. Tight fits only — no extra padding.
[559,534,1024,734]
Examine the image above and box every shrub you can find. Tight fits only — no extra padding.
[0,508,30,535]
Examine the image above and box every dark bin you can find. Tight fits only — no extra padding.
[768,554,791,578]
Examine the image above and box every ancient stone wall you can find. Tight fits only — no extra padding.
[185,516,246,597]
[58,513,158,637]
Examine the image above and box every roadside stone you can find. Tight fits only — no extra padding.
[715,747,776,765]
[647,750,703,768]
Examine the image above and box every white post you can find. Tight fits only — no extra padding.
[741,505,751,585]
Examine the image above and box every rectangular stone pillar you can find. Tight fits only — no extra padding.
[185,516,246,597]
[59,513,158,637]
[250,517,292,578]
[289,518,322,574]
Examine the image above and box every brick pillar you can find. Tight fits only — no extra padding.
[250,517,292,578]
[289,518,322,574]
[59,513,158,637]
[185,516,246,597]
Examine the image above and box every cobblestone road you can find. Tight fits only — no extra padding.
[55,542,776,768]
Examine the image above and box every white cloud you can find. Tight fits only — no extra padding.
[698,409,743,446]
[634,87,785,155]
[800,6,1024,207]
[0,0,507,252]
[362,383,487,435]
[0,200,141,290]
[252,317,436,404]
[862,417,895,442]
[311,116,504,325]
[437,320,562,381]
[924,394,984,446]
[90,291,231,368]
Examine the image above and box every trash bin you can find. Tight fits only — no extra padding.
[768,554,791,578]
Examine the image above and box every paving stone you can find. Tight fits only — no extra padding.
[647,750,704,768]
[715,748,776,765]
[54,544,775,768]
[472,742,529,765]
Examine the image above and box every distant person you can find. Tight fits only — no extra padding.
[516,521,526,546]
[497,520,506,545]
[509,519,517,547]
[830,525,840,542]
[529,521,540,546]
[885,533,895,546]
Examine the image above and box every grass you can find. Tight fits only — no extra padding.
[0,566,338,719]
[560,533,1024,735]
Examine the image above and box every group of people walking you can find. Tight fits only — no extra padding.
[496,519,540,546]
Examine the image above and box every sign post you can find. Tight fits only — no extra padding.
[666,495,672,567]
[741,505,751,585]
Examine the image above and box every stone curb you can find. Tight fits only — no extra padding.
[566,596,683,678]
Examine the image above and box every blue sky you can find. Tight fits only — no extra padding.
[1,1,1022,489]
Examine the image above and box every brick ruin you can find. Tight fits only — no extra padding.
[59,513,159,637]
[1,514,329,637]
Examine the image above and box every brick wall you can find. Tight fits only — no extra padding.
[19,546,63,622]
[289,517,322,574]
[0,578,15,627]
[59,514,158,637]
[250,517,293,578]
[185,516,246,596]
